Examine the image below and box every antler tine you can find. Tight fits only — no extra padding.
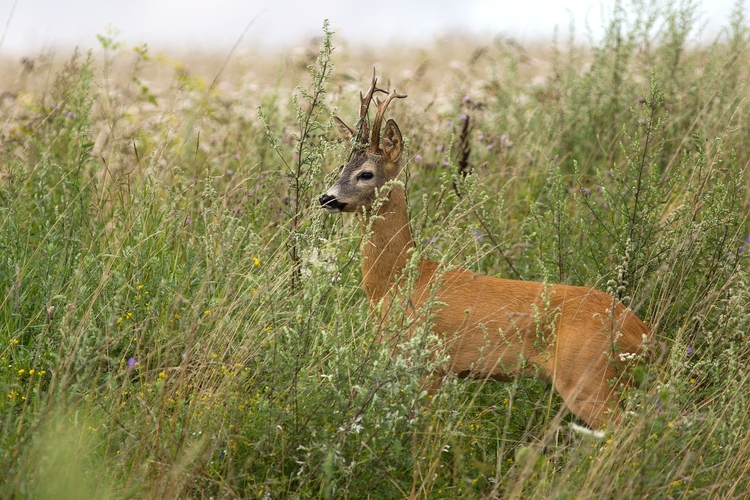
[357,68,386,145]
[369,89,407,153]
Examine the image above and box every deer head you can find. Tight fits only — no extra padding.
[319,70,406,213]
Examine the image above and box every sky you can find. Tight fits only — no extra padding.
[0,0,743,55]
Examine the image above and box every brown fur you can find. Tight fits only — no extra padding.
[321,102,652,430]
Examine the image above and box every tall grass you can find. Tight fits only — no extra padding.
[1,2,749,497]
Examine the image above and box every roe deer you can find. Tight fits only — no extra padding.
[319,71,652,429]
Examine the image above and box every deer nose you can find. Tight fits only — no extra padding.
[319,194,347,212]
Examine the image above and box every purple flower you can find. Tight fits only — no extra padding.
[414,154,423,163]
[525,152,532,159]
[637,96,645,103]
[127,358,137,369]
[442,157,450,167]
[638,118,646,125]
[477,133,484,141]
[463,95,471,103]
[582,187,591,196]
[595,185,602,192]
[65,112,73,118]
[745,236,750,244]
[487,144,493,151]
[687,347,693,356]
[184,217,192,225]
[471,229,483,242]
[226,170,234,176]
[460,114,468,121]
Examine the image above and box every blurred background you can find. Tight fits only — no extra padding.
[0,0,741,54]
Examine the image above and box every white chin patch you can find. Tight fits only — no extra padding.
[324,206,342,213]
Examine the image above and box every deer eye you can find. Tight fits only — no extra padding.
[359,172,374,180]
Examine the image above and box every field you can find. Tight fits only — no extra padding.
[1,2,750,498]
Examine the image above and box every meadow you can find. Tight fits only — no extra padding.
[1,1,749,497]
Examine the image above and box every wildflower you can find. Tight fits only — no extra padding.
[595,185,602,191]
[10,338,19,345]
[487,144,493,151]
[414,154,423,163]
[687,347,693,356]
[204,309,212,316]
[460,114,468,121]
[226,169,234,176]
[442,157,450,167]
[184,217,192,225]
[253,257,260,267]
[463,95,471,103]
[29,369,35,375]
[583,187,591,196]
[477,133,484,141]
[18,369,25,375]
[127,358,137,369]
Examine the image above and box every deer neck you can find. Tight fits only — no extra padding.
[360,183,414,304]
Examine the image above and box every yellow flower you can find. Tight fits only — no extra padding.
[117,317,123,324]
[29,369,35,375]
[10,339,19,345]
[18,369,25,375]
[253,257,261,267]
[204,310,212,316]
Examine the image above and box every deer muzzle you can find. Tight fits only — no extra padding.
[319,194,347,213]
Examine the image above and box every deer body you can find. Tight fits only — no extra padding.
[320,72,651,429]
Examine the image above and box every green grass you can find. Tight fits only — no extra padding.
[1,2,749,498]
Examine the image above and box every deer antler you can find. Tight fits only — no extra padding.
[357,68,386,146]
[368,88,407,153]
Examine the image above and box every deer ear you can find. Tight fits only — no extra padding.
[334,116,356,142]
[382,119,403,164]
